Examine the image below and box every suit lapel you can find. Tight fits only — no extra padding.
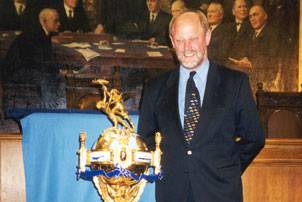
[191,62,224,146]
[155,70,184,141]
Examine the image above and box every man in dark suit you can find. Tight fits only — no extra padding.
[2,8,65,109]
[139,0,172,46]
[138,10,264,202]
[226,0,253,72]
[56,0,90,32]
[0,0,37,30]
[230,5,280,92]
[207,2,232,66]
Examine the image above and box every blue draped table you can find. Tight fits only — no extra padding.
[21,112,155,202]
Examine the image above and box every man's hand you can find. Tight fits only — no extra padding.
[94,24,105,34]
[148,37,156,44]
[229,57,252,69]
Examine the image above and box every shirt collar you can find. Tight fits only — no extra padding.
[64,3,74,12]
[150,12,159,17]
[14,2,26,10]
[180,58,209,80]
[42,25,49,36]
[255,23,266,37]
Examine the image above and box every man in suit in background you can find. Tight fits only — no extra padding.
[0,0,37,30]
[2,8,65,109]
[230,4,280,92]
[138,10,264,202]
[171,0,187,17]
[226,0,253,72]
[56,0,90,32]
[139,0,171,46]
[207,2,232,66]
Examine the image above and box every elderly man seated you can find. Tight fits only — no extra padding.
[2,8,66,109]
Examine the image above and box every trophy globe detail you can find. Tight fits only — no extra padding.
[77,79,162,202]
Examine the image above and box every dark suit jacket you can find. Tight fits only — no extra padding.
[56,3,90,32]
[98,0,143,37]
[138,62,265,202]
[225,20,253,72]
[2,26,56,83]
[208,23,232,66]
[0,1,34,31]
[246,23,280,90]
[138,10,172,46]
[227,20,253,60]
[2,25,65,109]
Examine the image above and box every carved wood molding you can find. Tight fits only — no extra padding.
[252,138,302,166]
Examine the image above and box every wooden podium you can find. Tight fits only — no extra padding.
[1,135,301,202]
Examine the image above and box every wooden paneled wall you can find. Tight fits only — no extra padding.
[0,134,25,202]
[0,135,301,202]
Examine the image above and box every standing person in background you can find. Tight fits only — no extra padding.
[207,2,232,66]
[138,0,172,46]
[226,0,253,72]
[138,10,264,202]
[56,0,90,32]
[230,4,280,92]
[0,0,40,31]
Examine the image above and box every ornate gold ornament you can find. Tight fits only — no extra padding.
[77,79,162,202]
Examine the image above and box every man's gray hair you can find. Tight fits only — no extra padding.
[39,8,57,23]
[209,2,224,15]
[169,10,209,36]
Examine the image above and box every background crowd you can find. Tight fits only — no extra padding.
[0,0,299,111]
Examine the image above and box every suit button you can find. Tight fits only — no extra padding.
[187,150,192,155]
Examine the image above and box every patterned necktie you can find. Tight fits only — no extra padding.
[184,71,201,143]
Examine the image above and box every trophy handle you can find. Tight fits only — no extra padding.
[77,132,88,174]
[152,132,162,174]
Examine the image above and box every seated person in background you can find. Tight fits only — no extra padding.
[207,2,232,66]
[171,0,187,17]
[138,0,172,46]
[56,0,90,33]
[2,8,66,109]
[226,0,253,71]
[0,0,38,31]
[230,5,280,92]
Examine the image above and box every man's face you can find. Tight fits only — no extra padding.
[44,11,60,33]
[170,13,211,70]
[64,0,78,9]
[249,6,267,29]
[207,4,223,25]
[146,0,160,13]
[232,0,248,21]
[171,1,185,17]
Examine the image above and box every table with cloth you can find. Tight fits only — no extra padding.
[21,112,156,202]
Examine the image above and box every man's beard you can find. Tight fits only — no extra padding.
[177,50,204,69]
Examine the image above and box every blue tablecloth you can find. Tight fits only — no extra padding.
[21,112,155,202]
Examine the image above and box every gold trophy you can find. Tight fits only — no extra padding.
[77,79,162,202]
